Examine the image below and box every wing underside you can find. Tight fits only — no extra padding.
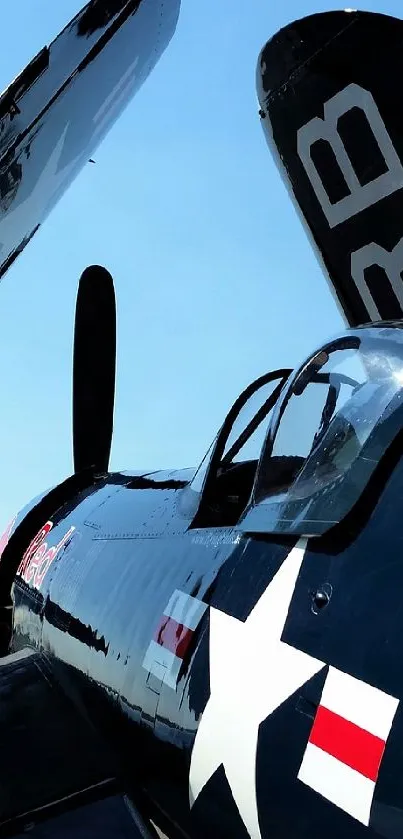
[0,0,180,281]
[0,648,160,837]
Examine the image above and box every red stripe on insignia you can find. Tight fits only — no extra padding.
[154,616,193,659]
[309,705,385,782]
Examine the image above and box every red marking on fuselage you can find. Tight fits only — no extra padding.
[154,616,194,659]
[309,704,385,782]
[17,522,75,590]
[17,521,53,579]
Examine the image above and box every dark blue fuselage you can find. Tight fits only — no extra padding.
[6,452,403,839]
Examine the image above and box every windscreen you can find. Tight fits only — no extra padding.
[252,328,403,535]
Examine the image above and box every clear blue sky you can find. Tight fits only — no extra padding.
[0,0,398,531]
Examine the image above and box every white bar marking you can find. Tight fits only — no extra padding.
[320,667,399,740]
[163,589,207,630]
[298,741,374,824]
[142,639,182,690]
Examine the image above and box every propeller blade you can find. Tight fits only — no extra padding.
[73,265,116,474]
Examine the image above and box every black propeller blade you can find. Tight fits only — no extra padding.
[73,265,116,474]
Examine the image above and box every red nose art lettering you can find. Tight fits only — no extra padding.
[33,527,75,589]
[17,522,75,590]
[17,521,53,579]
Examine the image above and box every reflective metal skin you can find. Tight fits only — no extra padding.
[257,10,403,326]
[2,323,403,839]
[0,0,180,279]
[4,6,403,839]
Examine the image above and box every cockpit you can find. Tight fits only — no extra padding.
[185,324,403,536]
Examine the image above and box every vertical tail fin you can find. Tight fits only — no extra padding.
[257,10,403,325]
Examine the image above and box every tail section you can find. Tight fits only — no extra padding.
[257,10,403,325]
[0,0,180,280]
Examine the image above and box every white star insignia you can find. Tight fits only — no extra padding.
[189,539,325,839]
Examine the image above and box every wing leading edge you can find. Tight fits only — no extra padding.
[0,0,180,280]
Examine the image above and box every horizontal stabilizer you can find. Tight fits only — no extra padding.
[257,10,403,325]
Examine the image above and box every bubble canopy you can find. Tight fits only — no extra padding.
[241,324,403,537]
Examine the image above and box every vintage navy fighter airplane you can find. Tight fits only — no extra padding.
[2,4,403,839]
[0,0,180,279]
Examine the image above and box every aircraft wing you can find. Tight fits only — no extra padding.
[12,795,157,839]
[0,0,180,279]
[0,647,164,837]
